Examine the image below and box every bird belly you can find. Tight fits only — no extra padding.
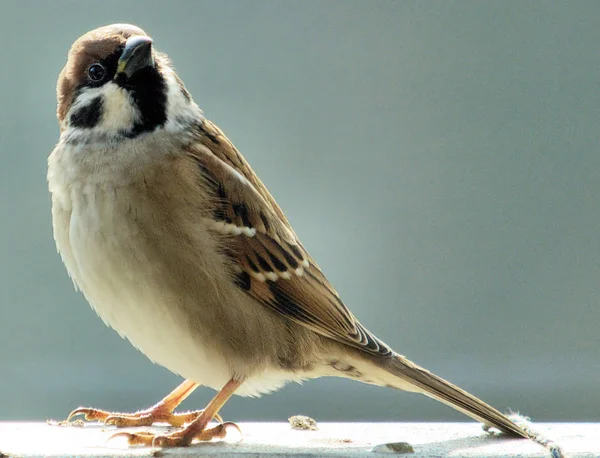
[52,181,307,397]
[61,187,234,392]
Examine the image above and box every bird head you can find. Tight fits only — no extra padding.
[56,24,200,143]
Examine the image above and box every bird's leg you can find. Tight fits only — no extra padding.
[112,378,243,447]
[67,379,221,427]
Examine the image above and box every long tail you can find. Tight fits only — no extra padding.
[377,354,528,437]
[366,353,564,457]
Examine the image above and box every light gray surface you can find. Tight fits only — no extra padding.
[1,1,599,423]
[1,422,597,457]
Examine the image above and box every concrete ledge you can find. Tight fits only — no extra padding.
[0,422,597,457]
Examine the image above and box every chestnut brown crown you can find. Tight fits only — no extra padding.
[57,24,148,123]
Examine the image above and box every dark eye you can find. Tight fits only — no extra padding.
[87,63,106,82]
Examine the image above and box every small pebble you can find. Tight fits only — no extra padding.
[372,442,415,454]
[288,415,318,431]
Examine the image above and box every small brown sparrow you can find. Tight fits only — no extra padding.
[48,24,532,447]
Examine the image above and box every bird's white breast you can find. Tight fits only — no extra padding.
[48,139,234,392]
[47,134,323,397]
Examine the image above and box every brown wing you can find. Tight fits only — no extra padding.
[186,119,392,357]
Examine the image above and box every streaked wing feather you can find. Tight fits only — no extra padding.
[187,120,392,357]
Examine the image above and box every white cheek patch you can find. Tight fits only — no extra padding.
[66,82,140,134]
[98,83,140,130]
[62,66,204,145]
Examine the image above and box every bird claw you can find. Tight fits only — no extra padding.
[108,422,240,447]
[104,413,153,427]
[220,421,241,436]
[65,406,221,428]
[67,407,107,423]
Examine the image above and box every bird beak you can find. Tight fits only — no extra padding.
[116,36,155,79]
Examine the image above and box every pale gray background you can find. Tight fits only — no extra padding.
[1,1,598,423]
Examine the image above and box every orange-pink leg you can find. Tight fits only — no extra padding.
[67,379,221,427]
[113,378,243,446]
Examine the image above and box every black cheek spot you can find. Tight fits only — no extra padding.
[70,96,103,128]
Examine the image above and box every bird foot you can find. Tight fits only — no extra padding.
[110,421,241,446]
[67,405,222,428]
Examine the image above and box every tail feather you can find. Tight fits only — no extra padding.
[379,354,529,438]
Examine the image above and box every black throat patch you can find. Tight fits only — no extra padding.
[117,66,168,137]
